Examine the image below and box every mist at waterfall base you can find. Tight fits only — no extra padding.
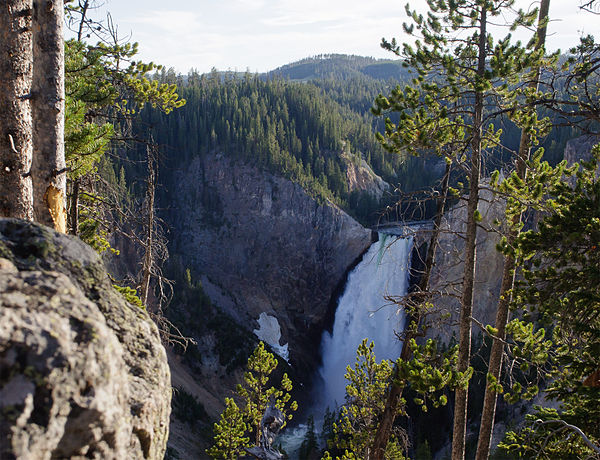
[281,233,413,457]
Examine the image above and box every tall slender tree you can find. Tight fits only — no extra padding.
[0,0,34,220]
[475,2,551,458]
[373,2,544,458]
[451,7,487,457]
[31,0,66,232]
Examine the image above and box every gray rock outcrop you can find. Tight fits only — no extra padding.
[425,184,506,344]
[563,134,599,166]
[167,152,372,372]
[426,135,600,343]
[341,151,389,200]
[0,219,170,460]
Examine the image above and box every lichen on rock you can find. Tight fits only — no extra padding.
[0,218,170,460]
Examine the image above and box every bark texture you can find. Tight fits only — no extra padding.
[31,0,66,232]
[0,0,34,220]
[451,7,486,460]
[474,2,550,458]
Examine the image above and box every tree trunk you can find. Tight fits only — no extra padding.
[0,0,34,220]
[474,2,550,458]
[68,177,79,235]
[370,162,451,460]
[451,6,487,460]
[31,0,66,232]
[140,144,156,308]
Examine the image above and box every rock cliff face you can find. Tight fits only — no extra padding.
[424,185,506,344]
[0,219,170,460]
[425,136,600,344]
[563,134,600,165]
[341,152,389,199]
[166,152,372,372]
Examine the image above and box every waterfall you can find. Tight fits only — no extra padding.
[317,232,414,411]
[280,232,414,458]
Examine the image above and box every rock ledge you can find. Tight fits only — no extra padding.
[0,219,170,460]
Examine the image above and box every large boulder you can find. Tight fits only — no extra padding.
[0,219,170,460]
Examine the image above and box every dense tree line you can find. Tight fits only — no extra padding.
[134,69,445,225]
[129,54,587,229]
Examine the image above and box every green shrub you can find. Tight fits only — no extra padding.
[172,387,208,427]
[112,284,144,309]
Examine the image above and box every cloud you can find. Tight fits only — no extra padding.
[128,10,203,33]
[229,0,268,11]
[261,15,337,27]
[94,0,599,74]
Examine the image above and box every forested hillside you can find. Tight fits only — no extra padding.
[130,61,445,225]
[269,54,409,81]
[117,54,587,230]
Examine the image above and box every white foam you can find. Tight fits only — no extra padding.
[318,233,413,410]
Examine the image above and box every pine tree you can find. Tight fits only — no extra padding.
[236,341,297,446]
[475,2,552,458]
[372,2,547,458]
[323,339,403,460]
[369,160,452,459]
[208,342,297,458]
[62,2,185,236]
[206,398,249,460]
[324,339,460,459]
[499,147,600,458]
[298,416,318,460]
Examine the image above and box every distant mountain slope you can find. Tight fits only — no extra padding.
[268,54,410,82]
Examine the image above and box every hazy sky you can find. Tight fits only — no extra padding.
[75,1,599,74]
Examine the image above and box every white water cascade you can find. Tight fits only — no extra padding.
[280,232,415,457]
[317,232,414,411]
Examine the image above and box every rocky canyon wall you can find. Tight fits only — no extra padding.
[165,152,373,374]
[423,184,506,344]
[424,136,600,344]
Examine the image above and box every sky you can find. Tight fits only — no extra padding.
[74,0,599,74]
